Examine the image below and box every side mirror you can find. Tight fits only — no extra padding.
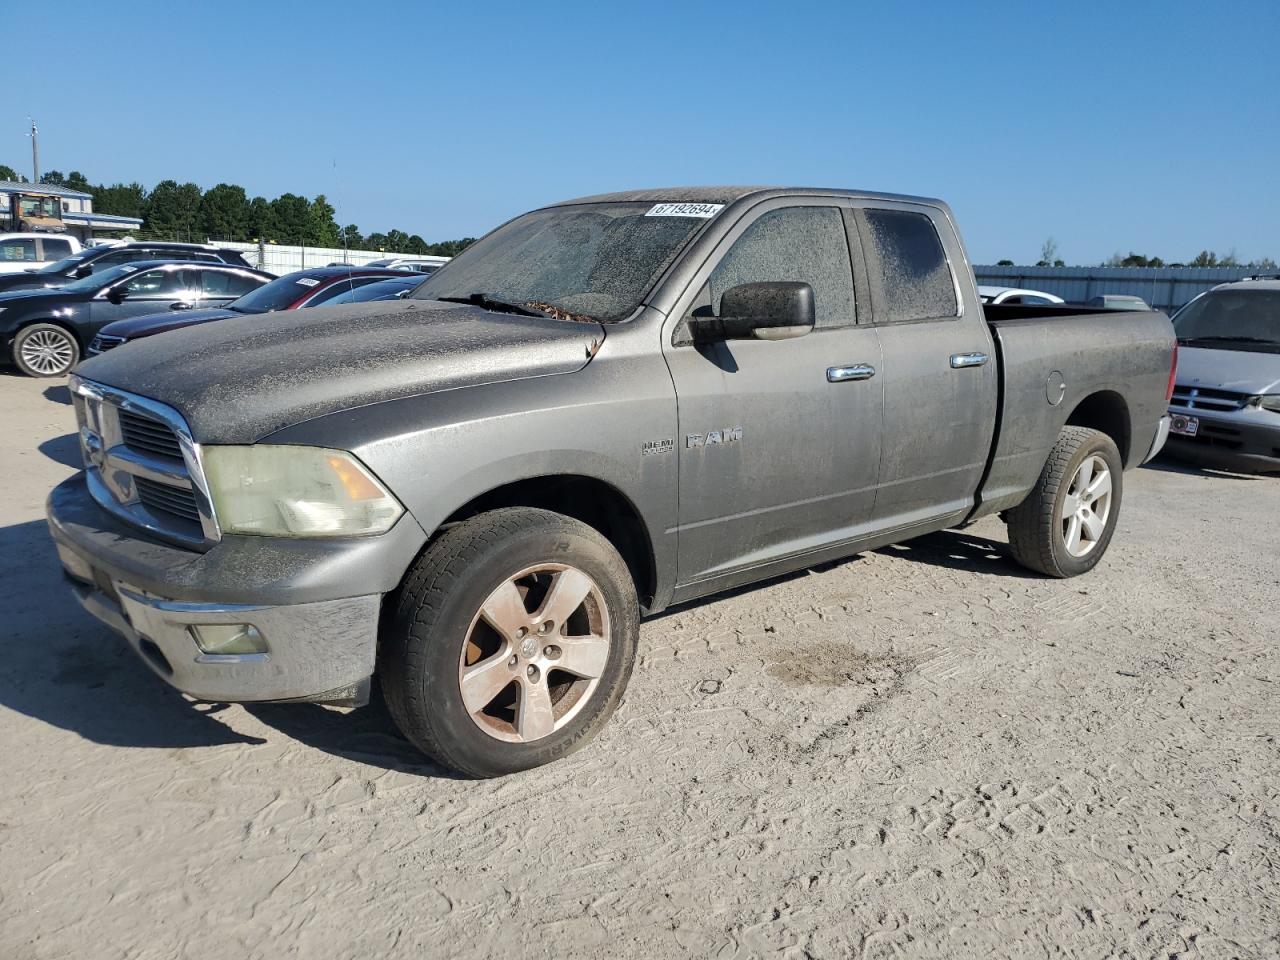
[74,264,93,278]
[688,281,815,343]
[106,287,127,304]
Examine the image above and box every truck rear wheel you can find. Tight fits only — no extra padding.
[1005,426,1123,578]
[380,507,639,777]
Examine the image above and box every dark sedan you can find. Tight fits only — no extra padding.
[0,241,255,295]
[88,266,417,355]
[2,261,271,377]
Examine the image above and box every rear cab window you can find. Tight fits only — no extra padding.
[857,208,958,323]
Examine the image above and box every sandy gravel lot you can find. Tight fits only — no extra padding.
[1,370,1276,959]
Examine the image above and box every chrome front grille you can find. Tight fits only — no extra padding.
[135,475,202,522]
[119,410,184,460]
[69,376,220,549]
[1169,384,1250,412]
[89,334,125,354]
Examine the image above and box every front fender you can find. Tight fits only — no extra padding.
[263,324,679,605]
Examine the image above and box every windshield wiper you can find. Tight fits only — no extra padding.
[435,292,547,318]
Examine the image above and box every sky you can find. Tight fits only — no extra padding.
[2,0,1277,265]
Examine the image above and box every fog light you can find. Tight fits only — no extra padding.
[190,624,268,656]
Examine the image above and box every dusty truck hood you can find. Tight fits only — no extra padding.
[75,299,605,443]
[1177,345,1280,396]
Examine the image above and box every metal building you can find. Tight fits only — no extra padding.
[972,264,1269,313]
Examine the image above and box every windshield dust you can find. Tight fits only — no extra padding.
[410,202,713,323]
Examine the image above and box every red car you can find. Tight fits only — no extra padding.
[88,266,420,355]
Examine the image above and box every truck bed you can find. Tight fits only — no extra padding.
[973,304,1176,519]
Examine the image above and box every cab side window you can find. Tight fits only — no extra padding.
[707,206,856,328]
[201,270,261,298]
[0,238,37,262]
[121,269,189,297]
[858,208,958,323]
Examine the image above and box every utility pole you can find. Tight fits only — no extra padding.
[28,118,40,183]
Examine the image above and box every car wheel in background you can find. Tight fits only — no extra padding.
[380,507,639,777]
[13,323,81,378]
[1005,426,1124,578]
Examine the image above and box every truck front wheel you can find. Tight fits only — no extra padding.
[380,507,639,777]
[1005,426,1124,578]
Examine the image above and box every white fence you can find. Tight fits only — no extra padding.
[214,240,450,276]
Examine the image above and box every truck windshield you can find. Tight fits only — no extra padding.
[19,196,61,218]
[35,251,92,275]
[1174,290,1280,347]
[409,202,714,322]
[61,264,141,292]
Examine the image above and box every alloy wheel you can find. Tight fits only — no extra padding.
[19,329,77,376]
[1060,455,1113,557]
[458,563,611,743]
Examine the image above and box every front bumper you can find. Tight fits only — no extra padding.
[1163,410,1280,473]
[47,473,427,702]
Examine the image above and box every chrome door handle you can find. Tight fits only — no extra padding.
[827,364,876,382]
[950,352,989,369]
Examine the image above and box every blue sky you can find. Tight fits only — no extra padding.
[3,0,1277,264]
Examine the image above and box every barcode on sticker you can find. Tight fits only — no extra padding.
[645,203,724,218]
[295,277,321,287]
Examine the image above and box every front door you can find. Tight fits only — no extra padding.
[853,204,997,529]
[662,201,884,590]
[89,267,200,334]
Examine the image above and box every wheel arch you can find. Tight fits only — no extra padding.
[1064,390,1132,465]
[435,474,658,612]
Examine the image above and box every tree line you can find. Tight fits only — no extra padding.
[991,237,1278,270]
[0,164,474,256]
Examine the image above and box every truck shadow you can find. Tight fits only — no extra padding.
[0,518,267,749]
[876,529,1029,578]
[1143,454,1270,481]
[39,432,83,468]
[244,693,466,779]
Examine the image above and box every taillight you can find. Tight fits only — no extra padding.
[1166,341,1178,403]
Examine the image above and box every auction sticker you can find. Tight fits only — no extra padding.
[295,277,321,286]
[645,203,724,218]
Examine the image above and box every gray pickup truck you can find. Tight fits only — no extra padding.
[48,187,1177,776]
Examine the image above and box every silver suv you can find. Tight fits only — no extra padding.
[1167,278,1280,473]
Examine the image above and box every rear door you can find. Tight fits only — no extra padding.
[198,268,263,307]
[853,203,997,530]
[37,237,75,263]
[662,199,884,589]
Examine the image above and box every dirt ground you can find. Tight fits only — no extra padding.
[1,370,1276,960]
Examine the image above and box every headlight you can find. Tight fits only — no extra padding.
[1258,395,1280,414]
[203,445,404,537]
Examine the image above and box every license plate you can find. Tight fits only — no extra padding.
[1170,414,1199,437]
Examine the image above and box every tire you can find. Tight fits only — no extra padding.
[1005,426,1123,578]
[13,323,80,378]
[380,507,639,778]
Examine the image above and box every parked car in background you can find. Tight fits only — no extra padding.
[1089,295,1153,311]
[52,185,1176,776]
[319,275,422,304]
[0,233,82,273]
[0,242,255,295]
[977,285,1065,306]
[2,261,271,377]
[1165,278,1280,473]
[88,266,413,355]
[364,256,450,274]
